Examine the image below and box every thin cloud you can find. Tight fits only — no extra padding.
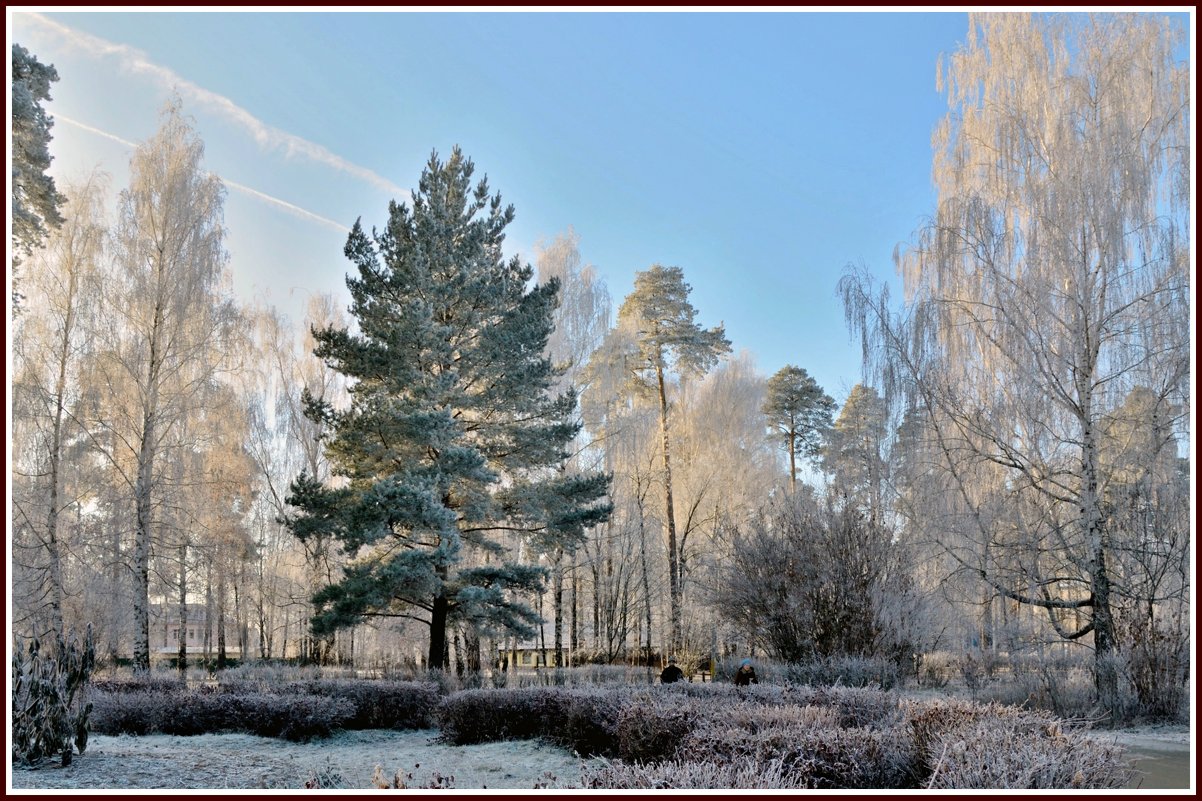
[56,114,351,234]
[25,12,405,198]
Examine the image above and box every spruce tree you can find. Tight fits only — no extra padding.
[284,148,611,669]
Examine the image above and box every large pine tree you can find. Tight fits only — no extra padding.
[285,148,610,669]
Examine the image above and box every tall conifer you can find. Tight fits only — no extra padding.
[285,148,610,669]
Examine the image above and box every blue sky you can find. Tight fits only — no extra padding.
[7,9,1192,406]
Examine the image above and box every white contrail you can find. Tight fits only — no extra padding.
[54,113,138,148]
[23,11,405,198]
[221,179,350,234]
[56,114,351,234]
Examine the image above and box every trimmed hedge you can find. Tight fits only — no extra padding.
[286,680,440,730]
[437,687,574,745]
[90,690,353,741]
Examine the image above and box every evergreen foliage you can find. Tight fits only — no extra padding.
[11,43,65,311]
[284,147,611,668]
[762,364,835,490]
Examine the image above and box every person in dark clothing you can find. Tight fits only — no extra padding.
[734,658,758,686]
[660,656,685,684]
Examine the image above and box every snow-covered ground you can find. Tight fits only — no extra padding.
[9,729,597,791]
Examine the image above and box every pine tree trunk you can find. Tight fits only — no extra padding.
[553,551,564,668]
[465,626,481,674]
[788,430,797,495]
[592,553,602,645]
[428,592,449,671]
[655,363,681,656]
[570,554,579,664]
[538,591,547,667]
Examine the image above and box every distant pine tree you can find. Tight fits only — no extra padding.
[284,148,611,669]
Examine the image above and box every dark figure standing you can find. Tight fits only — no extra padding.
[660,656,685,684]
[734,658,758,686]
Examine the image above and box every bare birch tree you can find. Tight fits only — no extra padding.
[11,173,108,640]
[535,228,612,667]
[841,13,1189,712]
[98,100,237,672]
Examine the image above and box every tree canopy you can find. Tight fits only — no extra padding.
[763,365,835,493]
[11,43,66,311]
[284,147,611,669]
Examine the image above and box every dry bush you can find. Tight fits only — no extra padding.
[924,718,1134,789]
[782,655,902,690]
[713,701,841,734]
[681,722,917,789]
[90,675,187,695]
[780,685,901,728]
[903,697,1040,758]
[613,691,707,763]
[581,756,811,789]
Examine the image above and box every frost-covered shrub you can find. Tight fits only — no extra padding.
[229,694,355,741]
[1123,623,1190,722]
[92,689,353,741]
[437,687,572,744]
[788,727,918,788]
[782,655,902,690]
[924,717,1134,789]
[218,661,323,687]
[915,652,953,688]
[672,680,788,705]
[581,757,811,789]
[288,679,440,729]
[682,723,917,789]
[903,697,1042,758]
[557,689,625,757]
[91,675,186,695]
[705,701,841,734]
[614,692,704,763]
[902,697,1133,788]
[90,690,179,735]
[779,685,901,728]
